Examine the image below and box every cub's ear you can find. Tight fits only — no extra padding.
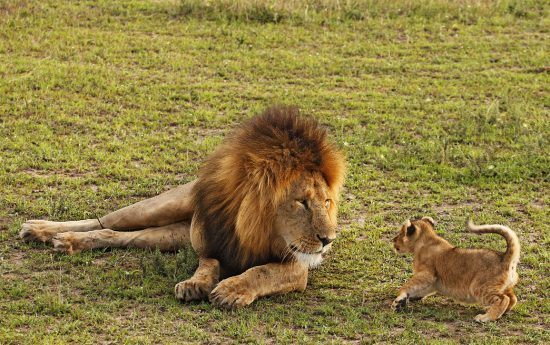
[421,216,435,227]
[406,224,416,236]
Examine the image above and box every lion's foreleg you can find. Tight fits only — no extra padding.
[51,221,191,254]
[175,257,220,302]
[209,262,309,308]
[173,218,220,302]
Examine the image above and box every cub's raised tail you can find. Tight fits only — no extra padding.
[467,220,520,268]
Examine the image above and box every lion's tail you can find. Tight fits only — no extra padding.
[467,220,520,268]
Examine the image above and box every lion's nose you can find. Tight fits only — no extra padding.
[317,235,334,247]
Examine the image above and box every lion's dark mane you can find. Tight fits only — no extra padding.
[191,106,345,275]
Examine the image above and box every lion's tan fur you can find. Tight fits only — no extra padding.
[191,106,345,274]
[392,217,520,322]
[21,105,346,309]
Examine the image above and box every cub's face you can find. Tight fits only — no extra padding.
[273,172,338,268]
[393,217,435,254]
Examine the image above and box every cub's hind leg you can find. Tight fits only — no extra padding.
[504,288,517,313]
[475,294,510,322]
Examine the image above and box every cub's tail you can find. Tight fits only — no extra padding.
[467,220,520,268]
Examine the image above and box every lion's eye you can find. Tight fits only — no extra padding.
[296,199,309,210]
[325,199,331,209]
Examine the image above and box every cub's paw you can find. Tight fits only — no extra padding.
[474,313,493,323]
[209,277,256,309]
[391,296,408,312]
[51,232,79,255]
[175,279,214,302]
[20,220,60,243]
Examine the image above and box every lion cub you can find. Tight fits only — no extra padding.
[391,217,520,322]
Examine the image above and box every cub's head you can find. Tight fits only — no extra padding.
[274,171,338,268]
[392,216,436,254]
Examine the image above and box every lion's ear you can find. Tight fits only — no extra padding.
[421,216,435,227]
[406,224,416,236]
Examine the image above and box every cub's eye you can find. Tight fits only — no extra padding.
[296,199,309,210]
[325,199,331,209]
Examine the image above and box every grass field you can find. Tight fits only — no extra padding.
[0,0,549,343]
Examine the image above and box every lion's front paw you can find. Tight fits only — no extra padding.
[20,220,59,243]
[474,313,493,323]
[175,279,214,302]
[51,233,79,255]
[209,277,256,309]
[392,296,408,312]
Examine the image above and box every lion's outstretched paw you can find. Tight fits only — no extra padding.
[474,313,493,323]
[175,279,214,302]
[51,232,79,255]
[209,277,256,309]
[20,220,60,243]
[391,297,408,312]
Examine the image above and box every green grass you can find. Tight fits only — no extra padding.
[0,0,549,343]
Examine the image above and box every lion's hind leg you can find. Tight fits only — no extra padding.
[175,257,220,302]
[98,181,196,230]
[51,221,191,254]
[21,180,197,244]
[20,219,102,243]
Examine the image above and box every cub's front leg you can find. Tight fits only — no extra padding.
[209,262,308,309]
[392,271,436,311]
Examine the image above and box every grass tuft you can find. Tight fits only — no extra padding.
[176,0,548,23]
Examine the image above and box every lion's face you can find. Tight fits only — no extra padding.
[393,220,418,254]
[392,217,435,254]
[273,172,337,268]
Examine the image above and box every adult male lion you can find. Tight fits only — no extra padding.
[20,106,346,308]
